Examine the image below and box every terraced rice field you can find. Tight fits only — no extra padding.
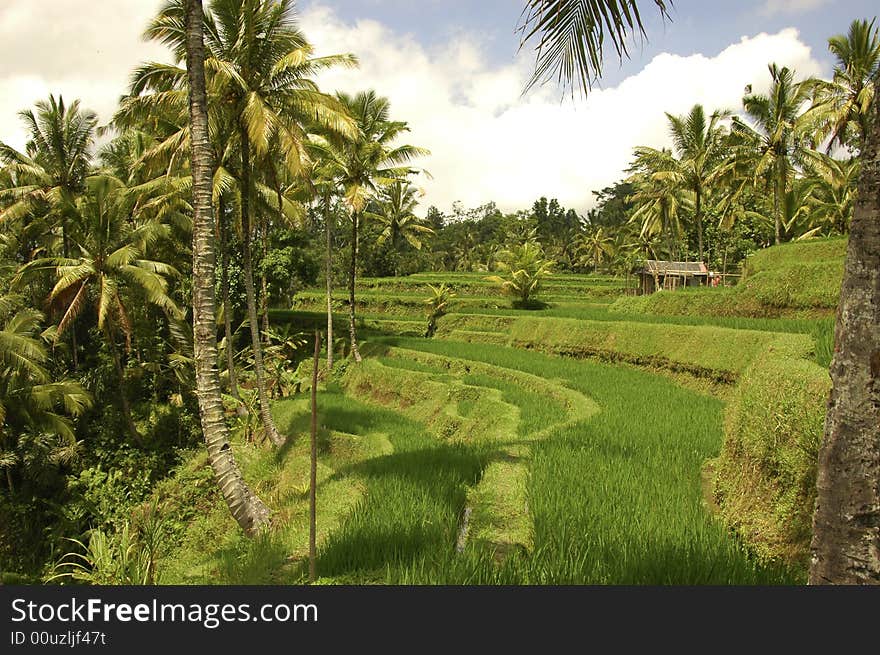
[163,271,827,584]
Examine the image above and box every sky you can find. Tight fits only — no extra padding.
[0,0,876,215]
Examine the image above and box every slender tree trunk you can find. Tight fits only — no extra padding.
[348,210,362,362]
[774,174,782,246]
[104,327,143,447]
[324,191,334,369]
[695,188,704,262]
[185,0,271,537]
[309,329,320,583]
[261,206,271,345]
[218,196,242,402]
[809,94,880,584]
[239,125,284,446]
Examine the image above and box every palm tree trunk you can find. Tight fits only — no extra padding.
[239,125,284,446]
[809,94,880,584]
[774,174,782,246]
[104,326,144,447]
[185,0,271,537]
[309,329,320,583]
[324,191,334,369]
[348,210,362,362]
[218,196,241,402]
[260,208,270,345]
[695,188,704,262]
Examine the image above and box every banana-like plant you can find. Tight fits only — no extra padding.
[485,242,554,308]
[424,283,456,337]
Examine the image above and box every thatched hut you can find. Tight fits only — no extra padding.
[638,260,710,294]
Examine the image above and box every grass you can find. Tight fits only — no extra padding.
[374,337,801,584]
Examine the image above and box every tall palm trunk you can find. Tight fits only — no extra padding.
[809,93,880,584]
[260,208,270,345]
[324,191,334,369]
[218,196,241,402]
[239,125,284,446]
[695,188,704,262]
[104,325,143,447]
[348,210,362,362]
[774,167,782,246]
[185,0,270,536]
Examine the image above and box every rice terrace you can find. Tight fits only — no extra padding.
[1,0,878,589]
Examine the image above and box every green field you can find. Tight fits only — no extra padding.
[155,240,836,584]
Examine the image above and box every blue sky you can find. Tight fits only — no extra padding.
[299,0,877,83]
[0,1,876,213]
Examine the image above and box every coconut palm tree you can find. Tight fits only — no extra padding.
[309,90,427,362]
[733,64,815,246]
[801,152,859,234]
[809,18,880,153]
[182,0,270,536]
[575,226,614,272]
[485,241,554,307]
[140,0,357,445]
[365,181,433,276]
[627,147,691,260]
[665,104,730,261]
[14,174,180,445]
[0,295,92,493]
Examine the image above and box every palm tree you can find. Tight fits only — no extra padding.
[809,18,880,153]
[141,0,357,445]
[485,241,554,307]
[14,175,180,445]
[0,95,98,367]
[665,104,730,261]
[310,90,427,362]
[0,296,92,494]
[627,147,691,260]
[365,181,434,276]
[575,226,614,272]
[801,151,859,234]
[733,64,815,246]
[183,0,270,536]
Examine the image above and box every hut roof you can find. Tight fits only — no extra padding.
[641,260,709,275]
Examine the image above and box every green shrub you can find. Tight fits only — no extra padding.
[715,351,830,565]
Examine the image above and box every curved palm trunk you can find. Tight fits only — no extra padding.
[185,0,270,536]
[218,196,242,402]
[348,210,362,362]
[239,125,284,446]
[324,191,334,369]
[809,94,880,584]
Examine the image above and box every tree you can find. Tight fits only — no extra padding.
[183,0,270,536]
[366,181,433,276]
[310,90,426,362]
[14,175,180,445]
[627,147,691,260]
[576,226,614,272]
[810,18,880,153]
[809,72,880,584]
[734,64,815,245]
[485,241,554,307]
[141,0,356,445]
[665,104,730,261]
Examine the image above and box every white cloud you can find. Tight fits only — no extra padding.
[0,1,824,216]
[0,0,169,152]
[301,5,823,214]
[759,0,831,17]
